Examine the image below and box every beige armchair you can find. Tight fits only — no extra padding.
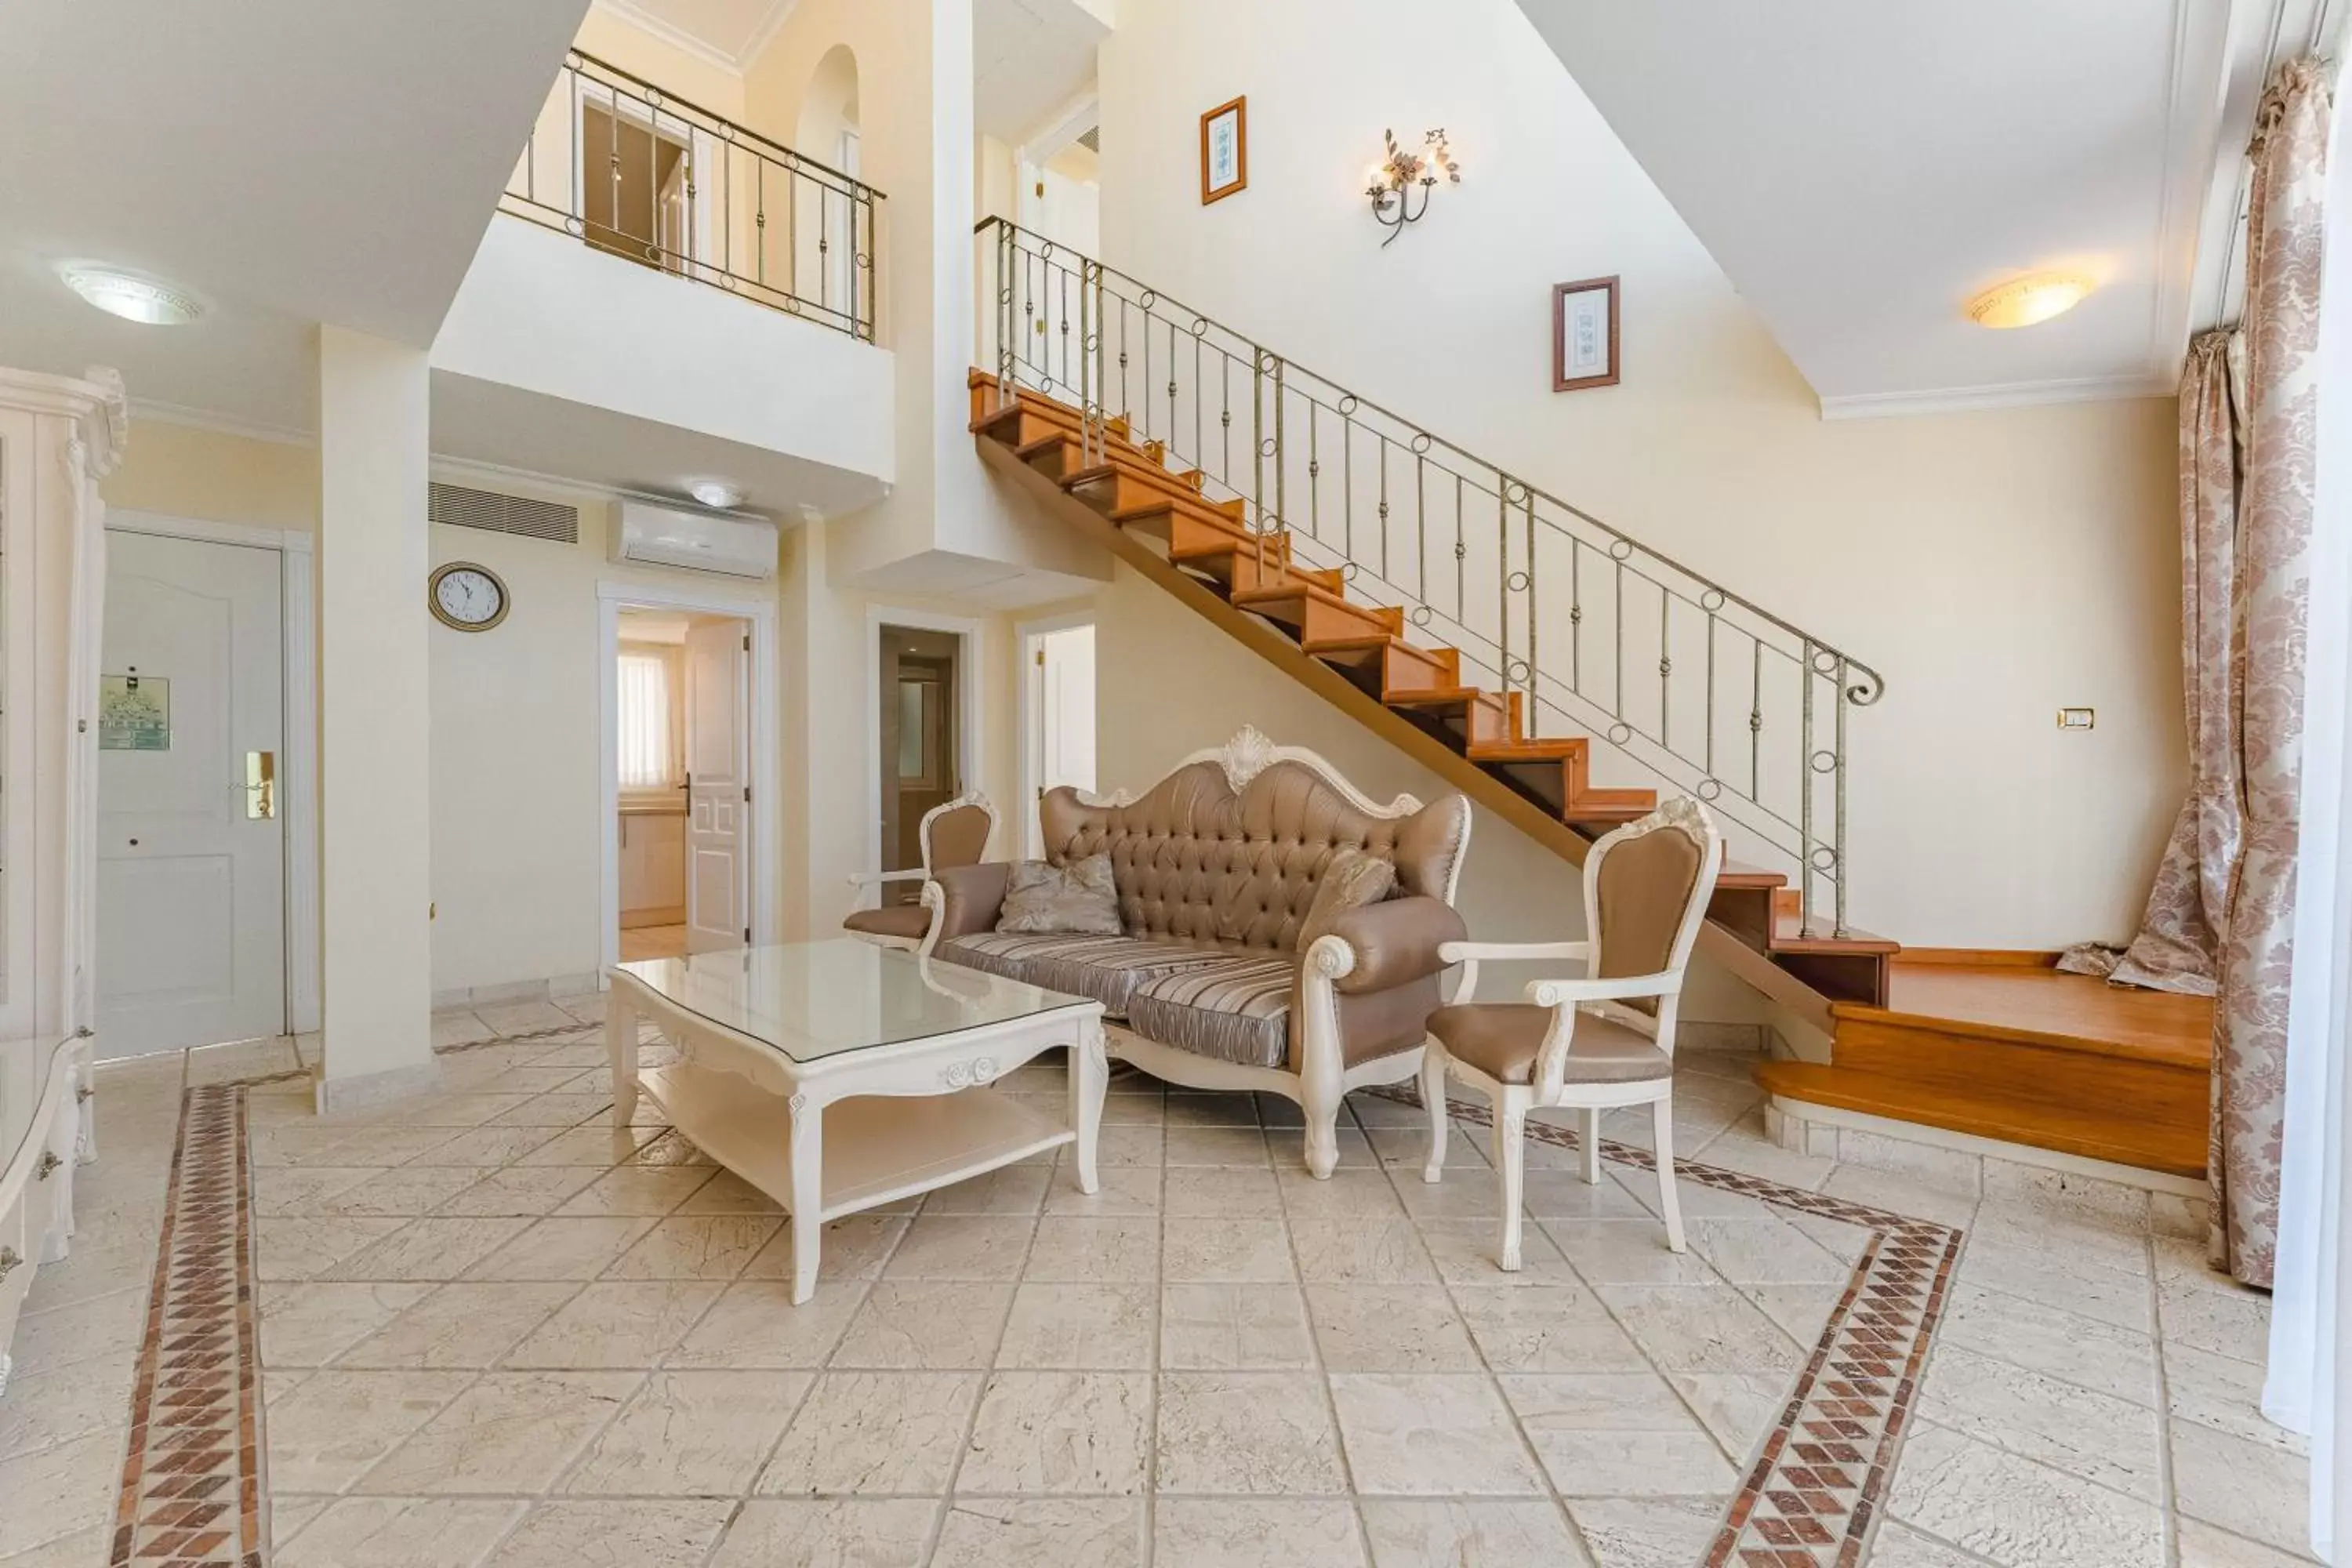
[843,792,997,949]
[1419,797,1722,1271]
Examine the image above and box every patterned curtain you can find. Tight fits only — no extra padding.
[2112,333,2244,994]
[2212,57,2332,1288]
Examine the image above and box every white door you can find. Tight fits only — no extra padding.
[684,619,748,953]
[1026,624,1097,858]
[96,532,285,1057]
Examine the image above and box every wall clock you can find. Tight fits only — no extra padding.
[429,561,510,632]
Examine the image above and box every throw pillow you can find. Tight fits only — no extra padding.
[1295,848,1396,956]
[996,853,1123,936]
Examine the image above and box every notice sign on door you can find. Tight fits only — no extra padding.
[100,674,170,751]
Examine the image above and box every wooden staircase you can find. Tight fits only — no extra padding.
[970,372,1900,1013]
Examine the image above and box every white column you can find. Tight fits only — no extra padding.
[314,326,435,1109]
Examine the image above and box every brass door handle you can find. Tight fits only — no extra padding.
[244,750,276,819]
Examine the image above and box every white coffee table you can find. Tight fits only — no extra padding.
[607,939,1108,1303]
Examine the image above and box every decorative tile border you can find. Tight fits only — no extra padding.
[1379,1086,1965,1568]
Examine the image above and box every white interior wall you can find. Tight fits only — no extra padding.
[1091,0,2184,948]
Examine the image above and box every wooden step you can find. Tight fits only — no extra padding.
[1301,636,1456,699]
[1383,684,1513,746]
[1229,583,1397,644]
[1755,1059,2205,1177]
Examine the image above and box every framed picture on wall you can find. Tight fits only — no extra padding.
[1552,276,1620,392]
[1200,96,1247,204]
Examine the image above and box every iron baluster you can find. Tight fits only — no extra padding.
[1834,655,1850,938]
[1658,586,1672,749]
[1497,477,1512,710]
[1525,488,1537,740]
[1748,641,1763,804]
[1798,640,1817,933]
[1454,475,1466,626]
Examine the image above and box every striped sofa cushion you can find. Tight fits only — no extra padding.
[1125,953,1298,1070]
[935,931,1236,1014]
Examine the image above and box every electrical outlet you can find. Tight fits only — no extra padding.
[2057,708,2095,731]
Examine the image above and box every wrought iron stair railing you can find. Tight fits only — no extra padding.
[977,216,1885,938]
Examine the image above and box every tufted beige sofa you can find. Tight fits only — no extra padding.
[922,728,1470,1177]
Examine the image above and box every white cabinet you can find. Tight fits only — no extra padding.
[0,365,124,1395]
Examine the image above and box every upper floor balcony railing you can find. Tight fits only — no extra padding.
[503,50,883,342]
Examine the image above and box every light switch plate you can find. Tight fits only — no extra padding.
[2058,707,2095,730]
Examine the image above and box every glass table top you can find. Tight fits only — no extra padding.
[612,939,1094,1065]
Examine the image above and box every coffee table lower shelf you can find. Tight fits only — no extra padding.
[640,1062,1076,1221]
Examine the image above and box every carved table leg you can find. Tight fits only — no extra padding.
[608,984,640,1128]
[786,1092,824,1305]
[1069,1013,1107,1196]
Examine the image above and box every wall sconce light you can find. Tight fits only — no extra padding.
[1367,128,1459,247]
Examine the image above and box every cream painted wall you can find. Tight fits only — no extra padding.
[1093,0,2183,949]
[574,4,748,122]
[103,420,319,532]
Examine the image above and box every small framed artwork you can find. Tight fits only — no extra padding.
[1200,95,1247,205]
[1552,275,1620,392]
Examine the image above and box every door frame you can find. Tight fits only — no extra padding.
[598,580,777,978]
[100,510,319,1036]
[1014,609,1096,860]
[864,606,985,883]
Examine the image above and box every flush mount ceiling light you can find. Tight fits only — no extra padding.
[57,263,204,325]
[688,479,745,509]
[1965,271,2094,329]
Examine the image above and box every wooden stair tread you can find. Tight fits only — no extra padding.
[1382,684,1501,709]
[1465,739,1588,762]
[1836,962,2212,1068]
[1768,916,1900,956]
[1232,579,1357,613]
[1716,862,1788,891]
[1755,1059,2205,1177]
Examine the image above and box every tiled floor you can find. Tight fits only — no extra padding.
[618,926,691,962]
[0,1003,2317,1567]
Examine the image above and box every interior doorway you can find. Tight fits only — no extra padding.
[1019,617,1097,858]
[613,607,752,961]
[876,624,966,896]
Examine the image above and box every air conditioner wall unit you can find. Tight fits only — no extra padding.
[609,499,778,580]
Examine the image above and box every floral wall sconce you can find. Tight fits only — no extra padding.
[1367,128,1459,246]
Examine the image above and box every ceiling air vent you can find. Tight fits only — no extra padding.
[428,481,579,545]
[1076,125,1100,153]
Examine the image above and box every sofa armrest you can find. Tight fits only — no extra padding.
[927,862,1012,942]
[1323,896,1468,995]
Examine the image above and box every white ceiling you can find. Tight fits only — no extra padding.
[0,0,589,434]
[974,0,1108,145]
[590,0,800,72]
[1513,0,2250,414]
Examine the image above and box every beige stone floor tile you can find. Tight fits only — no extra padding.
[1164,1090,1260,1127]
[1918,1342,2165,1501]
[1330,1371,1545,1496]
[514,1124,661,1167]
[461,1217,659,1281]
[324,1217,536,1282]
[481,1500,733,1568]
[1857,1521,1987,1565]
[0,1429,125,1558]
[1416,1220,1584,1286]
[1938,1282,2162,1407]
[357,1370,641,1494]
[996,1281,1155,1369]
[432,1011,499,1050]
[434,1167,603,1218]
[931,1497,1145,1568]
[1166,1123,1274,1167]
[481,1091,612,1130]
[1590,1283,1802,1374]
[601,1214,782,1279]
[1290,1218,1437,1285]
[756,1369,983,1494]
[1160,1283,1318,1371]
[706,1498,935,1568]
[475,1000,582,1036]
[1040,1162,1163,1217]
[1540,1218,1720,1286]
[625,1130,717,1168]
[390,1092,540,1129]
[831,1279,1014,1368]
[1360,1498,1592,1568]
[0,1354,132,1461]
[1306,1284,1482,1372]
[550,1163,714,1217]
[2171,1419,2319,1558]
[1682,1214,1850,1285]
[1886,1421,2163,1568]
[740,1214,910,1281]
[1084,1123,1166,1167]
[1979,1163,2153,1232]
[11,1287,147,1374]
[334,1283,579,1369]
[1664,1371,1791,1465]
[314,1164,495,1218]
[1683,1129,1836,1192]
[1738,1279,1848,1345]
[0,1524,111,1568]
[880,1214,1035,1280]
[263,1369,476,1493]
[251,1166,394,1216]
[1152,1497,1367,1567]
[1560,1496,1728,1568]
[1501,1371,1737,1497]
[1818,1166,1978,1229]
[278,1496,528,1568]
[560,1369,810,1495]
[403,1126,572,1169]
[2165,1341,2306,1453]
[1164,1164,1284,1217]
[2161,1273,2274,1364]
[958,1370,1152,1494]
[1025,1216,1160,1281]
[1164,1216,1295,1283]
[1155,1370,1347,1494]
[1450,1284,1649,1374]
[260,1282,437,1367]
[2176,1518,2322,1566]
[502,1281,723,1368]
[1279,1168,1407,1219]
[1957,1225,2154,1334]
[269,1494,332,1550]
[666,1279,869,1369]
[921,1163,1053,1215]
[669,1167,784,1214]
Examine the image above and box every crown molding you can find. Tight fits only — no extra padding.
[131,397,315,448]
[1817,372,2176,422]
[735,0,800,70]
[590,0,799,74]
